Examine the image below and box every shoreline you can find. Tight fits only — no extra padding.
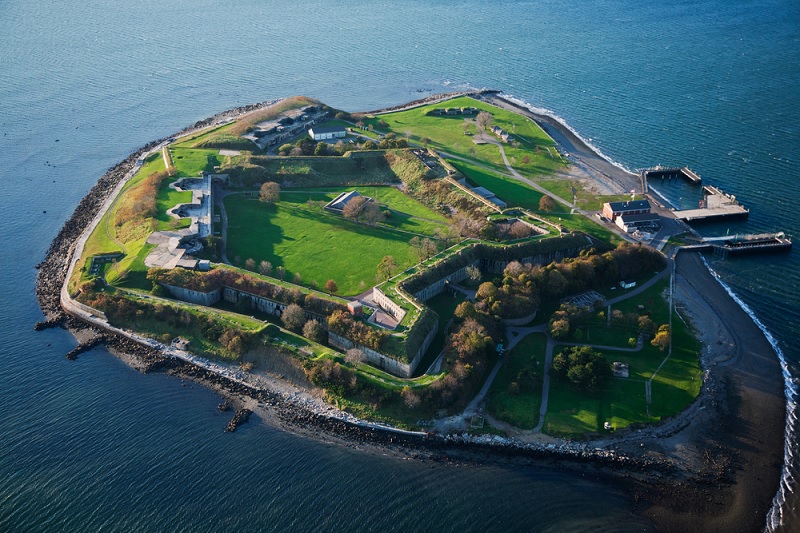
[34,93,787,531]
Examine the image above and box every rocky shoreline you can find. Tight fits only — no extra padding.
[34,95,785,532]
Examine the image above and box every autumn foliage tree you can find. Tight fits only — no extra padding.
[259,181,280,203]
[538,195,556,212]
[651,324,671,352]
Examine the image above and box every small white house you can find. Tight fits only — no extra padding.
[620,279,636,289]
[308,124,346,141]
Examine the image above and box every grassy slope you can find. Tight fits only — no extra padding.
[487,333,547,429]
[449,159,544,211]
[281,186,448,236]
[368,96,565,177]
[224,194,420,296]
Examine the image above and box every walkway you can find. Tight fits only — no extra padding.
[215,185,231,264]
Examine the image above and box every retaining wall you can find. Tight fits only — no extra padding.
[372,287,407,322]
[412,260,480,301]
[162,284,221,306]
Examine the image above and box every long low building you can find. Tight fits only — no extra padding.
[602,199,651,221]
[308,124,347,141]
[615,212,660,233]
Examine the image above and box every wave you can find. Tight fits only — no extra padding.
[500,94,637,176]
[700,256,799,531]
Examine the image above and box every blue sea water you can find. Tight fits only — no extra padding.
[1,0,798,530]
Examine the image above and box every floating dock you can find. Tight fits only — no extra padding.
[673,185,749,222]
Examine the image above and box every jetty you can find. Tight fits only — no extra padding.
[682,232,792,257]
[673,185,749,222]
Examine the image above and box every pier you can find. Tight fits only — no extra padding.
[706,232,792,257]
[673,185,749,222]
[682,233,792,257]
[643,166,702,185]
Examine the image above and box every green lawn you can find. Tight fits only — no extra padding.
[280,186,449,236]
[169,148,220,177]
[366,96,566,177]
[543,285,702,437]
[224,194,421,296]
[544,377,654,436]
[448,159,544,211]
[487,333,547,429]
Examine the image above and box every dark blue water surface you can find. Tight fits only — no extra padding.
[2,0,798,530]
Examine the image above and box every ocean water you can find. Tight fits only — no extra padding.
[1,0,798,530]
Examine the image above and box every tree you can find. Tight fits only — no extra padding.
[281,303,306,332]
[651,324,671,352]
[363,140,377,150]
[342,196,367,220]
[293,272,302,285]
[376,255,398,280]
[476,111,493,131]
[275,266,286,280]
[244,258,256,271]
[361,201,384,226]
[638,315,656,336]
[548,318,571,340]
[551,346,610,392]
[259,260,272,276]
[509,221,532,239]
[314,142,327,156]
[259,181,280,203]
[539,195,556,212]
[401,386,421,409]
[303,320,326,344]
[410,236,437,261]
[345,348,365,365]
[465,265,481,282]
[324,279,338,293]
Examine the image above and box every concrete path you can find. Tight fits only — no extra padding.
[215,186,231,264]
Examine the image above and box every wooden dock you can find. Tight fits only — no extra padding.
[673,185,749,222]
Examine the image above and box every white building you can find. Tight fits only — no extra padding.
[308,124,346,141]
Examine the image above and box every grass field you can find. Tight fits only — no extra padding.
[168,148,220,177]
[366,96,566,178]
[224,194,425,296]
[448,159,544,211]
[280,186,449,236]
[487,334,547,429]
[240,151,402,189]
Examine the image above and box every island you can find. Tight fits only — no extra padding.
[36,91,786,532]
